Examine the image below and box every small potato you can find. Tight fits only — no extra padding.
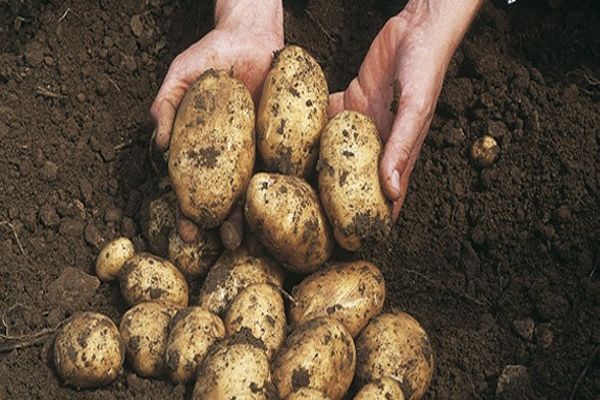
[272,317,355,400]
[119,253,189,307]
[354,378,405,400]
[245,173,333,273]
[54,312,124,388]
[198,247,284,316]
[285,388,331,400]
[168,228,221,279]
[224,283,286,360]
[257,45,329,177]
[194,339,274,399]
[164,307,225,383]
[289,260,385,337]
[119,302,178,377]
[169,69,255,228]
[96,237,135,282]
[141,192,177,257]
[318,111,392,251]
[355,313,434,400]
[470,135,499,168]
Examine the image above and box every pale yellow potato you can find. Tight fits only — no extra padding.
[245,173,333,273]
[224,283,286,360]
[289,260,385,337]
[318,111,392,251]
[168,228,221,279]
[355,313,434,400]
[285,388,331,400]
[119,253,189,307]
[96,237,135,282]
[354,378,405,400]
[54,312,124,388]
[470,135,499,168]
[257,45,329,177]
[168,69,255,228]
[272,317,355,400]
[119,302,179,378]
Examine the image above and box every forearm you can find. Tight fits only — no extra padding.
[215,0,284,39]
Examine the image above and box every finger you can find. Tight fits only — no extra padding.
[177,216,199,243]
[150,97,180,151]
[220,205,244,250]
[328,91,344,118]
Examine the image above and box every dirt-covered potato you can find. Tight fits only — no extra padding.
[355,313,434,400]
[224,283,286,360]
[318,111,392,251]
[257,45,329,177]
[53,312,124,388]
[194,338,274,399]
[354,378,405,400]
[168,69,255,228]
[289,260,385,337]
[141,192,176,257]
[96,237,135,282]
[470,135,499,168]
[119,302,178,377]
[164,307,225,383]
[245,173,333,273]
[272,317,355,400]
[119,253,189,307]
[285,388,331,400]
[168,228,221,279]
[198,246,284,316]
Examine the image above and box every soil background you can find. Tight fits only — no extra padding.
[0,0,598,399]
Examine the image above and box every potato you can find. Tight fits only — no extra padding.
[119,302,178,377]
[470,135,499,168]
[257,45,329,177]
[272,317,355,400]
[169,69,255,228]
[96,237,135,282]
[354,378,405,400]
[168,228,221,279]
[318,111,392,251]
[119,253,189,307]
[198,246,284,316]
[224,283,286,360]
[355,313,434,400]
[194,338,274,399]
[289,260,385,337]
[53,312,124,388]
[285,388,331,400]
[245,173,333,273]
[164,307,225,383]
[141,192,176,257]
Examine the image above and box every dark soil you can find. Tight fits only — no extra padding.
[1,0,598,399]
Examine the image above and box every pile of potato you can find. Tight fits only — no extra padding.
[53,46,434,399]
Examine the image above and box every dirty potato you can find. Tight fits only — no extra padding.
[119,253,189,307]
[245,173,333,273]
[168,69,255,228]
[119,302,179,377]
[354,378,405,400]
[289,260,385,337]
[272,317,355,400]
[355,312,434,400]
[54,312,124,388]
[257,45,329,177]
[168,228,221,279]
[141,192,177,257]
[96,237,135,282]
[318,111,392,251]
[285,388,331,400]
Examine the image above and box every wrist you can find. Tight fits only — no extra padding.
[215,0,283,43]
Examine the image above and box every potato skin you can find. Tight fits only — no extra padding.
[141,192,176,257]
[54,312,124,388]
[355,313,434,400]
[168,228,221,279]
[257,45,329,177]
[318,111,392,251]
[119,302,179,377]
[289,260,385,337]
[272,317,355,400]
[96,237,135,282]
[245,173,333,273]
[285,388,331,400]
[169,69,255,228]
[224,283,286,360]
[354,378,405,400]
[119,253,189,307]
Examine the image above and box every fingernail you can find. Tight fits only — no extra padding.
[391,169,401,196]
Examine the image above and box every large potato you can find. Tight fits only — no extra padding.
[257,45,328,177]
[119,302,178,377]
[164,307,225,383]
[355,313,434,400]
[354,378,405,400]
[198,246,284,316]
[96,237,135,282]
[318,111,392,251]
[272,317,355,400]
[286,388,331,400]
[119,253,189,307]
[53,312,124,388]
[194,339,274,399]
[168,69,255,228]
[245,173,333,273]
[168,228,221,279]
[289,260,385,337]
[224,283,286,360]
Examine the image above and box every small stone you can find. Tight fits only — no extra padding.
[84,224,106,251]
[39,204,60,228]
[471,136,499,168]
[512,318,534,341]
[130,14,145,38]
[496,365,534,400]
[534,323,553,348]
[40,161,59,181]
[46,267,100,312]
